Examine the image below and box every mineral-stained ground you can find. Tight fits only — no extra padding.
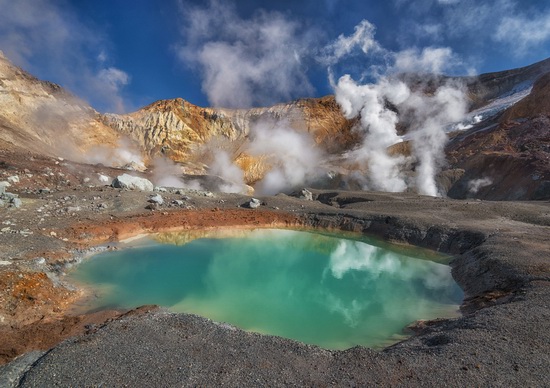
[0,151,548,387]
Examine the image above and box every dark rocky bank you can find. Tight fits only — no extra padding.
[1,189,548,387]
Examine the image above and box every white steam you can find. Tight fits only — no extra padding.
[248,120,323,195]
[320,20,383,65]
[176,0,314,108]
[328,19,468,196]
[334,75,409,192]
[208,150,247,193]
[468,177,492,194]
[86,137,145,169]
[402,83,468,196]
[392,47,459,74]
[150,157,184,188]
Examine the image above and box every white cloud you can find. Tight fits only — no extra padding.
[398,0,550,60]
[392,47,459,74]
[0,0,130,113]
[96,68,131,113]
[494,12,550,54]
[176,0,314,108]
[320,20,385,65]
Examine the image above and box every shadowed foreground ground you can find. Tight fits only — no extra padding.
[1,186,549,386]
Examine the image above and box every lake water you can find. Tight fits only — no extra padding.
[69,229,463,349]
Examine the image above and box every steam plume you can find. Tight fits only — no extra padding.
[333,75,409,192]
[247,120,323,195]
[468,177,492,194]
[208,150,247,193]
[328,19,468,196]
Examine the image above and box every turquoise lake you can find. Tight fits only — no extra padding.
[69,229,463,349]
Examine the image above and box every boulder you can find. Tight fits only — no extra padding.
[145,203,159,211]
[148,194,164,205]
[10,198,22,208]
[112,174,154,191]
[0,181,10,195]
[246,198,262,209]
[98,174,111,184]
[299,189,313,201]
[290,188,314,201]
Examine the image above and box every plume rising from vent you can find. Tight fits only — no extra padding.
[328,19,468,196]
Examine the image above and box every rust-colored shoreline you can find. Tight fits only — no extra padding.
[64,208,304,245]
[0,208,304,365]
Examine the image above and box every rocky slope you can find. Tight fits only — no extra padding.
[466,57,550,108]
[103,96,358,164]
[0,51,120,160]
[445,71,550,200]
[1,50,549,199]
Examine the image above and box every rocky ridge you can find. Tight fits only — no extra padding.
[0,51,119,159]
[1,52,549,199]
[102,96,358,165]
[446,71,550,200]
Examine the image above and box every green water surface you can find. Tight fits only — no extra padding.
[70,229,463,349]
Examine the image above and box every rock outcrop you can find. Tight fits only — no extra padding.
[102,96,359,163]
[0,51,119,159]
[1,49,549,200]
[446,72,550,200]
[465,57,550,109]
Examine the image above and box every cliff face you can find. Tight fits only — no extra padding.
[102,96,358,163]
[446,72,550,200]
[0,51,119,159]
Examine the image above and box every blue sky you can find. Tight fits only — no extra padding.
[1,0,549,113]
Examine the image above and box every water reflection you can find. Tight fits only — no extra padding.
[70,229,462,349]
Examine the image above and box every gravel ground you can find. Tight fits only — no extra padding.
[1,152,549,386]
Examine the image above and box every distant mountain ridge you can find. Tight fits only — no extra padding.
[0,51,549,199]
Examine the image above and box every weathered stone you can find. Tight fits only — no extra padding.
[112,174,154,191]
[246,198,261,209]
[10,198,22,208]
[0,181,10,194]
[2,192,18,201]
[148,194,164,205]
[145,203,158,211]
[299,189,313,201]
[7,176,19,184]
[98,174,110,184]
[123,161,147,172]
